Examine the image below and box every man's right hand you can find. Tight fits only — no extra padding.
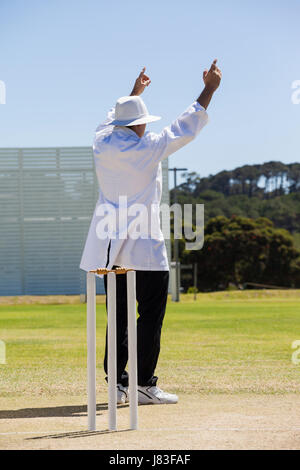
[203,59,222,92]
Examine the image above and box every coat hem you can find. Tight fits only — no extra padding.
[79,264,169,272]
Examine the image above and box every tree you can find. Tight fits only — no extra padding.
[181,216,300,291]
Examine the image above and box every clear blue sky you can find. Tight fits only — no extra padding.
[1,0,299,184]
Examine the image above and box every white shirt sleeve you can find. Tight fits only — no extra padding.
[146,101,209,164]
[95,106,116,133]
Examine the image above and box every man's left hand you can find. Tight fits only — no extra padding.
[130,67,151,96]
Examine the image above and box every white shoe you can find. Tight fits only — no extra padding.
[138,385,178,405]
[117,384,129,404]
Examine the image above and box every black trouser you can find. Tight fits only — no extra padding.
[104,269,169,387]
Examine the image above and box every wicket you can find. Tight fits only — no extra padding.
[86,268,138,432]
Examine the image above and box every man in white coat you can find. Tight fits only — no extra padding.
[80,60,222,404]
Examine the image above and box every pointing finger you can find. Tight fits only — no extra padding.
[210,59,218,71]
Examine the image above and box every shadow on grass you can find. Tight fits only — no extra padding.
[0,402,128,419]
[26,428,131,440]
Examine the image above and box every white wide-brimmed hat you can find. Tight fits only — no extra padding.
[110,95,161,126]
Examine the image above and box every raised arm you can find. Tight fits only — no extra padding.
[146,59,222,163]
[95,67,151,133]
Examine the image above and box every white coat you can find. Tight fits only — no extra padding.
[79,101,208,273]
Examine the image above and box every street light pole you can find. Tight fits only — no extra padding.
[169,167,187,302]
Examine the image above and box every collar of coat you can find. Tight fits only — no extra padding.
[113,125,141,139]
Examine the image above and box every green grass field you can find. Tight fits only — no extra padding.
[1,290,300,400]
